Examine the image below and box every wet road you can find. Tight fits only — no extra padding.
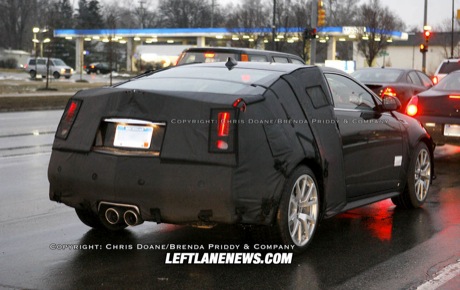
[1,111,460,289]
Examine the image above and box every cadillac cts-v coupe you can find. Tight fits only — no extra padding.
[48,60,434,253]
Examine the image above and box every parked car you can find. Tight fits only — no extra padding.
[85,62,113,74]
[24,57,74,79]
[351,67,433,111]
[405,70,460,146]
[432,58,460,85]
[176,47,305,65]
[48,61,434,253]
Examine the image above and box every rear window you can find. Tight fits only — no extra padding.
[434,72,460,90]
[117,66,282,94]
[438,61,460,74]
[178,52,237,64]
[352,69,402,83]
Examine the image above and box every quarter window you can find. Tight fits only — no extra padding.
[407,71,422,86]
[273,56,289,63]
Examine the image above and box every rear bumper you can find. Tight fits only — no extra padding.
[417,116,460,145]
[48,150,237,224]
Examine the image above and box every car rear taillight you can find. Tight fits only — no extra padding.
[56,99,82,139]
[405,96,419,116]
[449,95,460,99]
[241,54,249,61]
[381,87,397,98]
[209,109,237,152]
[217,112,230,137]
[432,76,438,85]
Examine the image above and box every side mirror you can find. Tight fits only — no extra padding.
[381,96,401,111]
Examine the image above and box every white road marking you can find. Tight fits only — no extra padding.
[417,260,460,290]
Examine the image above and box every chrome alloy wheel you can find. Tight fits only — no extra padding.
[414,148,431,202]
[288,174,319,247]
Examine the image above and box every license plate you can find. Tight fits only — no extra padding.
[114,125,153,149]
[444,124,460,137]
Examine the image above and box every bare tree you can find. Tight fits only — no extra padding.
[433,19,460,59]
[157,0,215,28]
[0,0,37,50]
[225,0,271,48]
[355,0,404,67]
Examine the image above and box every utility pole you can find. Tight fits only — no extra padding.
[422,0,427,73]
[211,0,215,28]
[452,0,455,58]
[139,0,145,29]
[272,0,277,51]
[310,0,318,65]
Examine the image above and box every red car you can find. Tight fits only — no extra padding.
[352,68,433,111]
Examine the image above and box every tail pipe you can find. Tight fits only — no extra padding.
[124,210,141,226]
[98,202,143,227]
[105,207,120,225]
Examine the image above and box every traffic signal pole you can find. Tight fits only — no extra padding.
[422,0,427,73]
[309,0,318,65]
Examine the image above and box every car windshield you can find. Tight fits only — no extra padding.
[438,61,460,74]
[117,66,281,94]
[434,72,460,90]
[53,59,66,66]
[352,69,402,83]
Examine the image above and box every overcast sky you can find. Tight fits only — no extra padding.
[381,0,459,30]
[202,0,459,30]
[96,0,458,31]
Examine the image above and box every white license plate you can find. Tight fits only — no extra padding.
[444,124,460,137]
[114,125,153,149]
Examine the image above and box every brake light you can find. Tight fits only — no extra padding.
[209,109,236,152]
[449,95,460,99]
[56,99,82,139]
[217,112,230,137]
[66,101,78,122]
[405,96,419,116]
[204,52,215,58]
[381,87,397,98]
[432,76,438,85]
[241,54,249,61]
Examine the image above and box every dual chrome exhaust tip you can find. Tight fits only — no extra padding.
[100,202,143,227]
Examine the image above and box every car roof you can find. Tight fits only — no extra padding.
[353,67,411,73]
[178,60,309,73]
[181,47,302,58]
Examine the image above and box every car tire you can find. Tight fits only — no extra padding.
[53,72,60,79]
[29,70,36,79]
[75,208,105,229]
[391,142,431,209]
[276,166,320,253]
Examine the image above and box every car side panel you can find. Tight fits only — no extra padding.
[284,67,348,217]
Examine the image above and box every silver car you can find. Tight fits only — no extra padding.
[24,57,74,79]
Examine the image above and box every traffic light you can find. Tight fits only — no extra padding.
[419,43,428,53]
[317,1,326,27]
[304,28,317,39]
[423,30,431,42]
